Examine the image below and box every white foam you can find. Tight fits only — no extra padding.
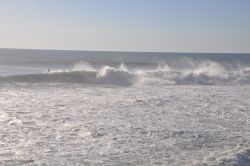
[1,84,250,165]
[1,60,250,86]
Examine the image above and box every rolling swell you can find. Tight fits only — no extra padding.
[1,62,250,86]
[0,65,135,86]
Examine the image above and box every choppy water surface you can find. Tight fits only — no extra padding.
[0,84,250,165]
[1,49,250,165]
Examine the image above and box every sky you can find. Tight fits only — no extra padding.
[0,0,250,53]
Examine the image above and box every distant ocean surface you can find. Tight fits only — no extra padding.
[0,49,250,165]
[0,49,250,85]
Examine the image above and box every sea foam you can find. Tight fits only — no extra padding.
[1,60,250,86]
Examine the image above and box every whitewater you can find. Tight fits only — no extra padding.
[0,49,250,165]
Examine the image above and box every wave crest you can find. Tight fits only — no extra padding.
[96,64,134,86]
[1,61,250,86]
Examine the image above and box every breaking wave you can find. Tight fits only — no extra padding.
[0,64,135,86]
[1,61,250,86]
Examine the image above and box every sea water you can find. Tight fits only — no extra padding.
[0,49,250,165]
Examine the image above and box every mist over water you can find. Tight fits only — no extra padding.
[0,49,250,86]
[1,49,250,165]
[2,60,250,86]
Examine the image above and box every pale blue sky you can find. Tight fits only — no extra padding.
[0,0,250,53]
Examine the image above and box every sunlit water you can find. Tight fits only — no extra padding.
[1,49,250,165]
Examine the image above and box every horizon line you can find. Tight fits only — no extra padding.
[0,47,250,54]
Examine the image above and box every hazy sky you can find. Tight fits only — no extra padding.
[0,0,250,53]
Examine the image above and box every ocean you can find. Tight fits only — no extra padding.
[0,49,250,165]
